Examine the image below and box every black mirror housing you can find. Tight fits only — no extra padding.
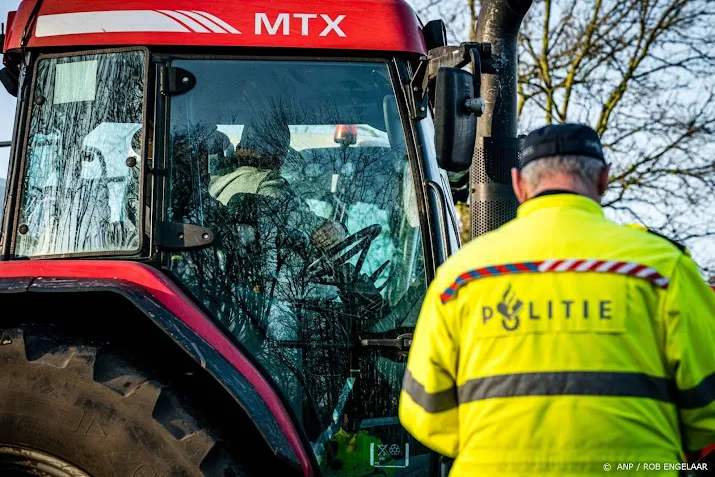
[434,67,477,172]
[423,20,447,51]
[0,66,19,97]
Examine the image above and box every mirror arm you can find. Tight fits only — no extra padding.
[426,43,490,119]
[408,57,430,120]
[464,49,484,116]
[427,42,493,79]
[410,43,491,120]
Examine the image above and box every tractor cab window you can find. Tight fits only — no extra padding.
[15,50,146,257]
[167,59,431,475]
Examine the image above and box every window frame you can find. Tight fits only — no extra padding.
[157,53,435,460]
[157,53,436,277]
[11,47,151,260]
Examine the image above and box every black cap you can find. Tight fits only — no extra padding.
[521,123,605,168]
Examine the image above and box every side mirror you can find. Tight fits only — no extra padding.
[0,66,19,97]
[423,20,447,50]
[434,67,477,172]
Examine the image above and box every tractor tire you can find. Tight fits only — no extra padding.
[0,325,267,477]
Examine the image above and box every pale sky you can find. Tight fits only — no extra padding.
[0,1,20,178]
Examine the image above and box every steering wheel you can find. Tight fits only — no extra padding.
[306,224,391,316]
[307,224,380,276]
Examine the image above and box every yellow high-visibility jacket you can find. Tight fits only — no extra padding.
[399,193,715,476]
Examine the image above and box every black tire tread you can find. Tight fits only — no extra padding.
[0,326,249,476]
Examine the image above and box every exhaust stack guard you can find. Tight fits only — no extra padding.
[471,0,533,238]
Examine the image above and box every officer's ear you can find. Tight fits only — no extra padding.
[511,167,529,203]
[597,163,611,197]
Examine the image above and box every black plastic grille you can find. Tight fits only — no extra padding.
[471,199,519,238]
[470,138,522,238]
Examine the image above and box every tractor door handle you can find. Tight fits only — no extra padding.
[360,333,413,352]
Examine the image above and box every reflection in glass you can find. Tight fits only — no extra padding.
[16,51,145,257]
[168,60,429,475]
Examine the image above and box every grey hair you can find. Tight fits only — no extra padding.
[521,155,605,191]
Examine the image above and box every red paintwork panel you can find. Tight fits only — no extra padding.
[0,260,313,476]
[4,0,426,55]
[3,11,17,57]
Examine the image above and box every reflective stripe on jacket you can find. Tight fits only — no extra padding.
[398,193,715,476]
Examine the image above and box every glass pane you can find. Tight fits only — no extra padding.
[15,51,145,257]
[168,60,430,476]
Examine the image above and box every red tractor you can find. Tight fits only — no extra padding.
[0,0,711,476]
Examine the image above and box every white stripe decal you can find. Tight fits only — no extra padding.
[596,260,618,272]
[443,258,671,303]
[178,10,228,33]
[158,10,210,33]
[192,11,242,34]
[538,260,558,272]
[555,259,578,272]
[636,267,658,278]
[616,262,639,274]
[36,11,191,37]
[576,259,598,271]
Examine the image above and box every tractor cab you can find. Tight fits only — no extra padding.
[0,1,497,475]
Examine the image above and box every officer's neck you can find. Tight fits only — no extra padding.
[527,174,602,204]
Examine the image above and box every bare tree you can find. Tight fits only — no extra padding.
[520,0,715,273]
[413,0,715,273]
[411,0,475,42]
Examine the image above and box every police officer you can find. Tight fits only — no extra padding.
[398,123,715,476]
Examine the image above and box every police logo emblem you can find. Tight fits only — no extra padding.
[497,284,522,331]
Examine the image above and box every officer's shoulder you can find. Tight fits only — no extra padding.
[435,228,507,283]
[444,227,503,264]
[623,223,690,256]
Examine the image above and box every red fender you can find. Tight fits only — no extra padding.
[0,260,314,476]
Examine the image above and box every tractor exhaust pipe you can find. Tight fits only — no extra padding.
[470,0,532,238]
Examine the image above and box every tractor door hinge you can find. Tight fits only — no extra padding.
[156,222,214,250]
[160,66,196,96]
